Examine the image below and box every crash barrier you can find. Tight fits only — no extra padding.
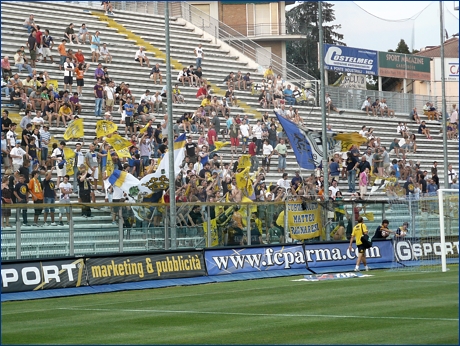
[7,237,459,294]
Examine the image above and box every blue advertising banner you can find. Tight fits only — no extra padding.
[205,246,306,276]
[304,240,393,268]
[205,241,393,276]
[323,44,378,75]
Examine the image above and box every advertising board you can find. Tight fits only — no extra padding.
[323,44,378,75]
[434,57,459,82]
[378,51,431,80]
[205,241,393,275]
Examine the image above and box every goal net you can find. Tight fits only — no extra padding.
[390,189,459,272]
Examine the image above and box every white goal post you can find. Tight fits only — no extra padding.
[438,189,459,272]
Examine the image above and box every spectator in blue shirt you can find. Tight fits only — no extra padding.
[283,84,295,106]
[329,157,340,180]
[123,97,134,137]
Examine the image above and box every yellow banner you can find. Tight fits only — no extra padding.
[116,147,132,159]
[334,132,368,152]
[96,120,118,138]
[280,202,323,240]
[237,155,251,170]
[235,167,250,191]
[106,134,132,151]
[106,150,115,177]
[63,118,84,140]
[212,141,230,152]
[202,219,219,247]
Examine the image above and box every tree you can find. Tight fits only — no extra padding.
[395,39,410,54]
[381,39,418,90]
[286,2,344,82]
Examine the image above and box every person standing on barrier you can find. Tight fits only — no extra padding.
[348,216,370,272]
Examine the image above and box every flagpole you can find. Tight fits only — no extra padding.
[318,2,330,241]
[165,2,177,250]
[439,1,449,188]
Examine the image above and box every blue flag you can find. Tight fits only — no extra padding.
[274,111,315,169]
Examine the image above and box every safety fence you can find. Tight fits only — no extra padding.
[2,197,457,261]
[325,86,459,115]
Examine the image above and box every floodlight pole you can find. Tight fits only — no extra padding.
[165,2,177,249]
[318,2,329,240]
[439,1,449,188]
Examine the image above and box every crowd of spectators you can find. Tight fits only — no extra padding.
[1,13,458,235]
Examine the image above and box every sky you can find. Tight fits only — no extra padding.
[286,1,459,52]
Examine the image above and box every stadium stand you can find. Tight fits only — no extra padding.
[1,1,458,259]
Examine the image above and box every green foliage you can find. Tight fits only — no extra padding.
[286,2,344,82]
[2,267,459,344]
[395,39,411,54]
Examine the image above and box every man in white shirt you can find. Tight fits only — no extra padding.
[450,109,458,125]
[73,142,86,193]
[252,120,263,155]
[7,123,18,149]
[153,91,165,114]
[51,141,67,188]
[134,46,150,68]
[99,43,112,64]
[329,179,340,198]
[140,89,154,109]
[239,119,250,154]
[160,114,168,140]
[11,140,30,171]
[194,43,204,68]
[447,164,458,188]
[277,173,291,191]
[32,110,45,126]
[361,97,371,115]
[63,57,75,93]
[59,174,72,226]
[104,80,115,113]
[78,23,89,44]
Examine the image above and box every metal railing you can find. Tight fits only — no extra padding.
[2,197,456,261]
[226,23,288,37]
[75,1,317,94]
[178,2,317,92]
[325,86,460,115]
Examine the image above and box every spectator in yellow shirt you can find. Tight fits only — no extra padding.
[264,65,274,81]
[348,216,370,272]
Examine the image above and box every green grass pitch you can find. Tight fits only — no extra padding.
[2,266,458,344]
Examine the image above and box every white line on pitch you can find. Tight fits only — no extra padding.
[57,307,459,322]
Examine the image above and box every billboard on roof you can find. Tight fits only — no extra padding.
[378,51,431,80]
[323,44,378,75]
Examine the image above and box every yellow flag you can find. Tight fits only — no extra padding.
[275,210,285,227]
[96,120,118,138]
[237,155,251,170]
[202,219,219,247]
[106,150,114,177]
[246,179,254,197]
[63,118,84,140]
[235,167,250,191]
[225,192,230,203]
[116,147,132,159]
[63,147,76,159]
[66,157,75,176]
[239,196,257,226]
[106,134,132,151]
[362,212,375,222]
[334,132,368,152]
[139,124,151,135]
[212,141,230,152]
